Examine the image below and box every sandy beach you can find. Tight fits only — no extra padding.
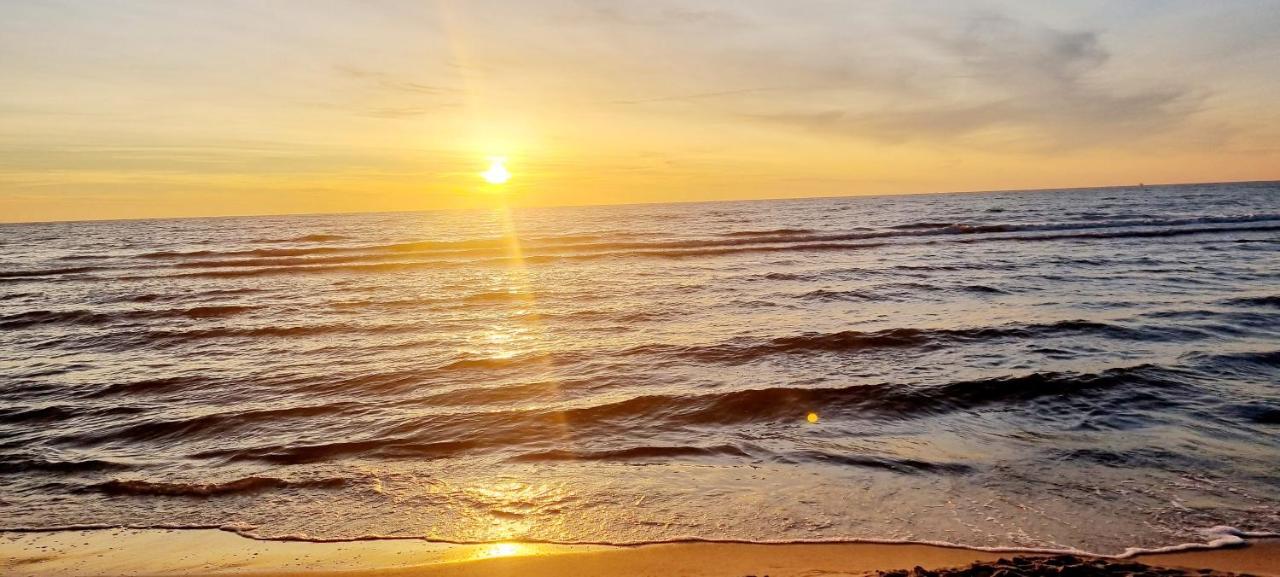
[3,529,1277,577]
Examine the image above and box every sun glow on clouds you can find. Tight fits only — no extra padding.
[1,2,1278,222]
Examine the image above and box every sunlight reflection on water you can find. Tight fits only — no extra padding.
[2,183,1279,554]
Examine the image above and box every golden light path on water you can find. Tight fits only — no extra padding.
[426,0,578,543]
[422,0,827,543]
[451,198,579,543]
[6,178,1280,552]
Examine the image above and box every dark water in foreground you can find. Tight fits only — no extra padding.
[2,182,1279,555]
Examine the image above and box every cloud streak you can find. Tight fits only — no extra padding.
[748,13,1203,150]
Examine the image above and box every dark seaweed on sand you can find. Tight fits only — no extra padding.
[869,555,1258,577]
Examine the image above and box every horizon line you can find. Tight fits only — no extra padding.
[2,177,1276,226]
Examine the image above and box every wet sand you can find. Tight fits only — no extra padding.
[2,529,1276,577]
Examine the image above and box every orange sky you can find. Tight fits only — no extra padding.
[2,1,1278,223]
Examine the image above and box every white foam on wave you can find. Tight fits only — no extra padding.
[1115,526,1280,558]
[210,523,1280,559]
[638,526,1280,559]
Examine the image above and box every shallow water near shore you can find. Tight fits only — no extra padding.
[3,529,1279,577]
[2,182,1279,555]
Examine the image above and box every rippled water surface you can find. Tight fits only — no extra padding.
[2,182,1279,554]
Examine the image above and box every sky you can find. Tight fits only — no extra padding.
[2,0,1279,222]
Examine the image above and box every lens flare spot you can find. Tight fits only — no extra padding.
[807,412,819,424]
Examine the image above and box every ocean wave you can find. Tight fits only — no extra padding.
[1226,402,1280,425]
[0,456,135,475]
[435,352,566,372]
[720,227,818,237]
[637,320,1158,364]
[166,247,508,270]
[545,308,675,324]
[796,283,1009,300]
[170,260,471,278]
[124,213,1280,272]
[395,376,604,409]
[1047,447,1212,469]
[966,223,1280,244]
[0,266,100,279]
[84,476,348,497]
[104,288,269,304]
[758,272,818,281]
[1181,349,1280,379]
[255,233,352,243]
[120,223,1280,279]
[329,297,427,309]
[587,215,1280,254]
[462,289,538,303]
[790,451,975,474]
[961,284,1008,294]
[1223,294,1280,308]
[0,404,146,424]
[194,439,479,465]
[798,289,882,302]
[510,444,754,462]
[39,323,401,352]
[82,375,212,398]
[261,364,1196,463]
[536,365,1187,428]
[139,247,344,260]
[889,222,958,229]
[78,402,366,444]
[138,232,620,261]
[0,305,255,329]
[0,404,78,422]
[154,242,893,277]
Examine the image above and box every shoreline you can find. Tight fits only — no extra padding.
[5,523,1274,558]
[4,529,1277,577]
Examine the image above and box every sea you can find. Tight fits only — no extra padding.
[2,181,1279,556]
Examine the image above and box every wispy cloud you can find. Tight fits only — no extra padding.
[748,13,1203,150]
[604,86,789,105]
[329,64,461,117]
[570,1,747,28]
[333,65,458,95]
[362,105,460,118]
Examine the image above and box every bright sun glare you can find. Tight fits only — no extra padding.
[475,542,532,559]
[482,157,511,185]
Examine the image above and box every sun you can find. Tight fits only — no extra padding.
[482,157,511,185]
